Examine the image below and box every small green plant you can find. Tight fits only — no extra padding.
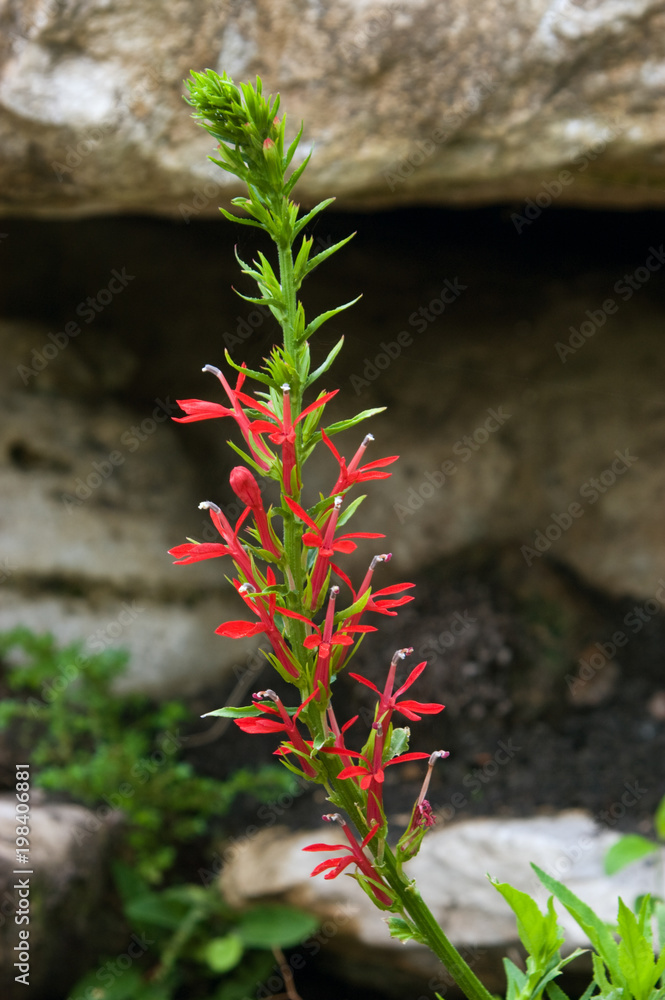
[604,792,665,891]
[69,862,318,1000]
[493,866,665,1000]
[0,626,293,883]
[0,626,310,999]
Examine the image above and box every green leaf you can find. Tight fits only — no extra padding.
[336,494,366,527]
[655,794,665,840]
[532,864,623,982]
[386,916,425,945]
[304,336,346,388]
[224,349,278,388]
[605,834,658,875]
[301,233,355,278]
[236,905,318,949]
[545,981,571,1000]
[321,407,386,438]
[199,934,244,973]
[386,727,410,760]
[292,198,336,237]
[491,878,564,965]
[502,957,527,1000]
[202,705,263,719]
[303,297,361,342]
[617,897,659,1000]
[124,891,189,929]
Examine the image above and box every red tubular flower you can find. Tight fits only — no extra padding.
[279,594,376,693]
[174,364,272,470]
[321,430,398,495]
[303,815,393,907]
[169,500,254,580]
[229,465,280,558]
[349,654,445,724]
[215,573,300,679]
[238,385,339,495]
[333,744,431,825]
[284,495,384,608]
[236,689,317,777]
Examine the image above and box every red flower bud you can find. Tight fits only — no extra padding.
[230,466,262,509]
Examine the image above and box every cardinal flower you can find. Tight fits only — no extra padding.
[280,587,376,693]
[234,689,317,777]
[284,495,384,607]
[174,364,272,470]
[349,650,445,725]
[303,815,393,908]
[332,743,431,825]
[169,500,254,580]
[237,384,338,494]
[321,430,398,495]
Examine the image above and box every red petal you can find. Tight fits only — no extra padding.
[173,399,233,422]
[385,752,431,767]
[396,700,445,716]
[296,390,339,423]
[284,496,320,533]
[336,765,370,780]
[303,635,322,649]
[235,717,285,733]
[169,542,230,563]
[215,620,267,638]
[302,842,345,853]
[331,539,357,554]
[348,672,381,694]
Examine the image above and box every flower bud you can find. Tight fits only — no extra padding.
[230,466,262,509]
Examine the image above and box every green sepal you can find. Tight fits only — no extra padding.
[225,439,278,478]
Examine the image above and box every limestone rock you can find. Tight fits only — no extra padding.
[1,0,665,217]
[0,793,121,1000]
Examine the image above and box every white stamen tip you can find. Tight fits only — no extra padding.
[253,689,278,702]
[202,364,221,376]
[281,383,290,393]
[199,500,221,512]
[362,434,374,445]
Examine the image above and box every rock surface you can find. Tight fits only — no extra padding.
[219,810,663,995]
[2,0,665,217]
[0,793,120,1000]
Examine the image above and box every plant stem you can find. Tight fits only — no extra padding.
[328,772,494,1000]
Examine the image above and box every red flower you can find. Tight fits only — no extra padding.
[303,815,393,907]
[174,364,272,470]
[284,495,383,608]
[321,430,398,495]
[349,659,445,723]
[215,571,300,679]
[238,385,338,494]
[236,690,317,777]
[169,501,253,579]
[280,588,376,692]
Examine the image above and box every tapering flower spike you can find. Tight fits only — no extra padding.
[321,430,399,495]
[229,465,281,558]
[303,814,393,907]
[174,364,273,470]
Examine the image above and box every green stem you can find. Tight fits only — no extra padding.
[328,772,494,1000]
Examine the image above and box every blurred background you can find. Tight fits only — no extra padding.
[1,1,665,998]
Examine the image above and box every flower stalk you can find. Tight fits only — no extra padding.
[174,69,494,1000]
